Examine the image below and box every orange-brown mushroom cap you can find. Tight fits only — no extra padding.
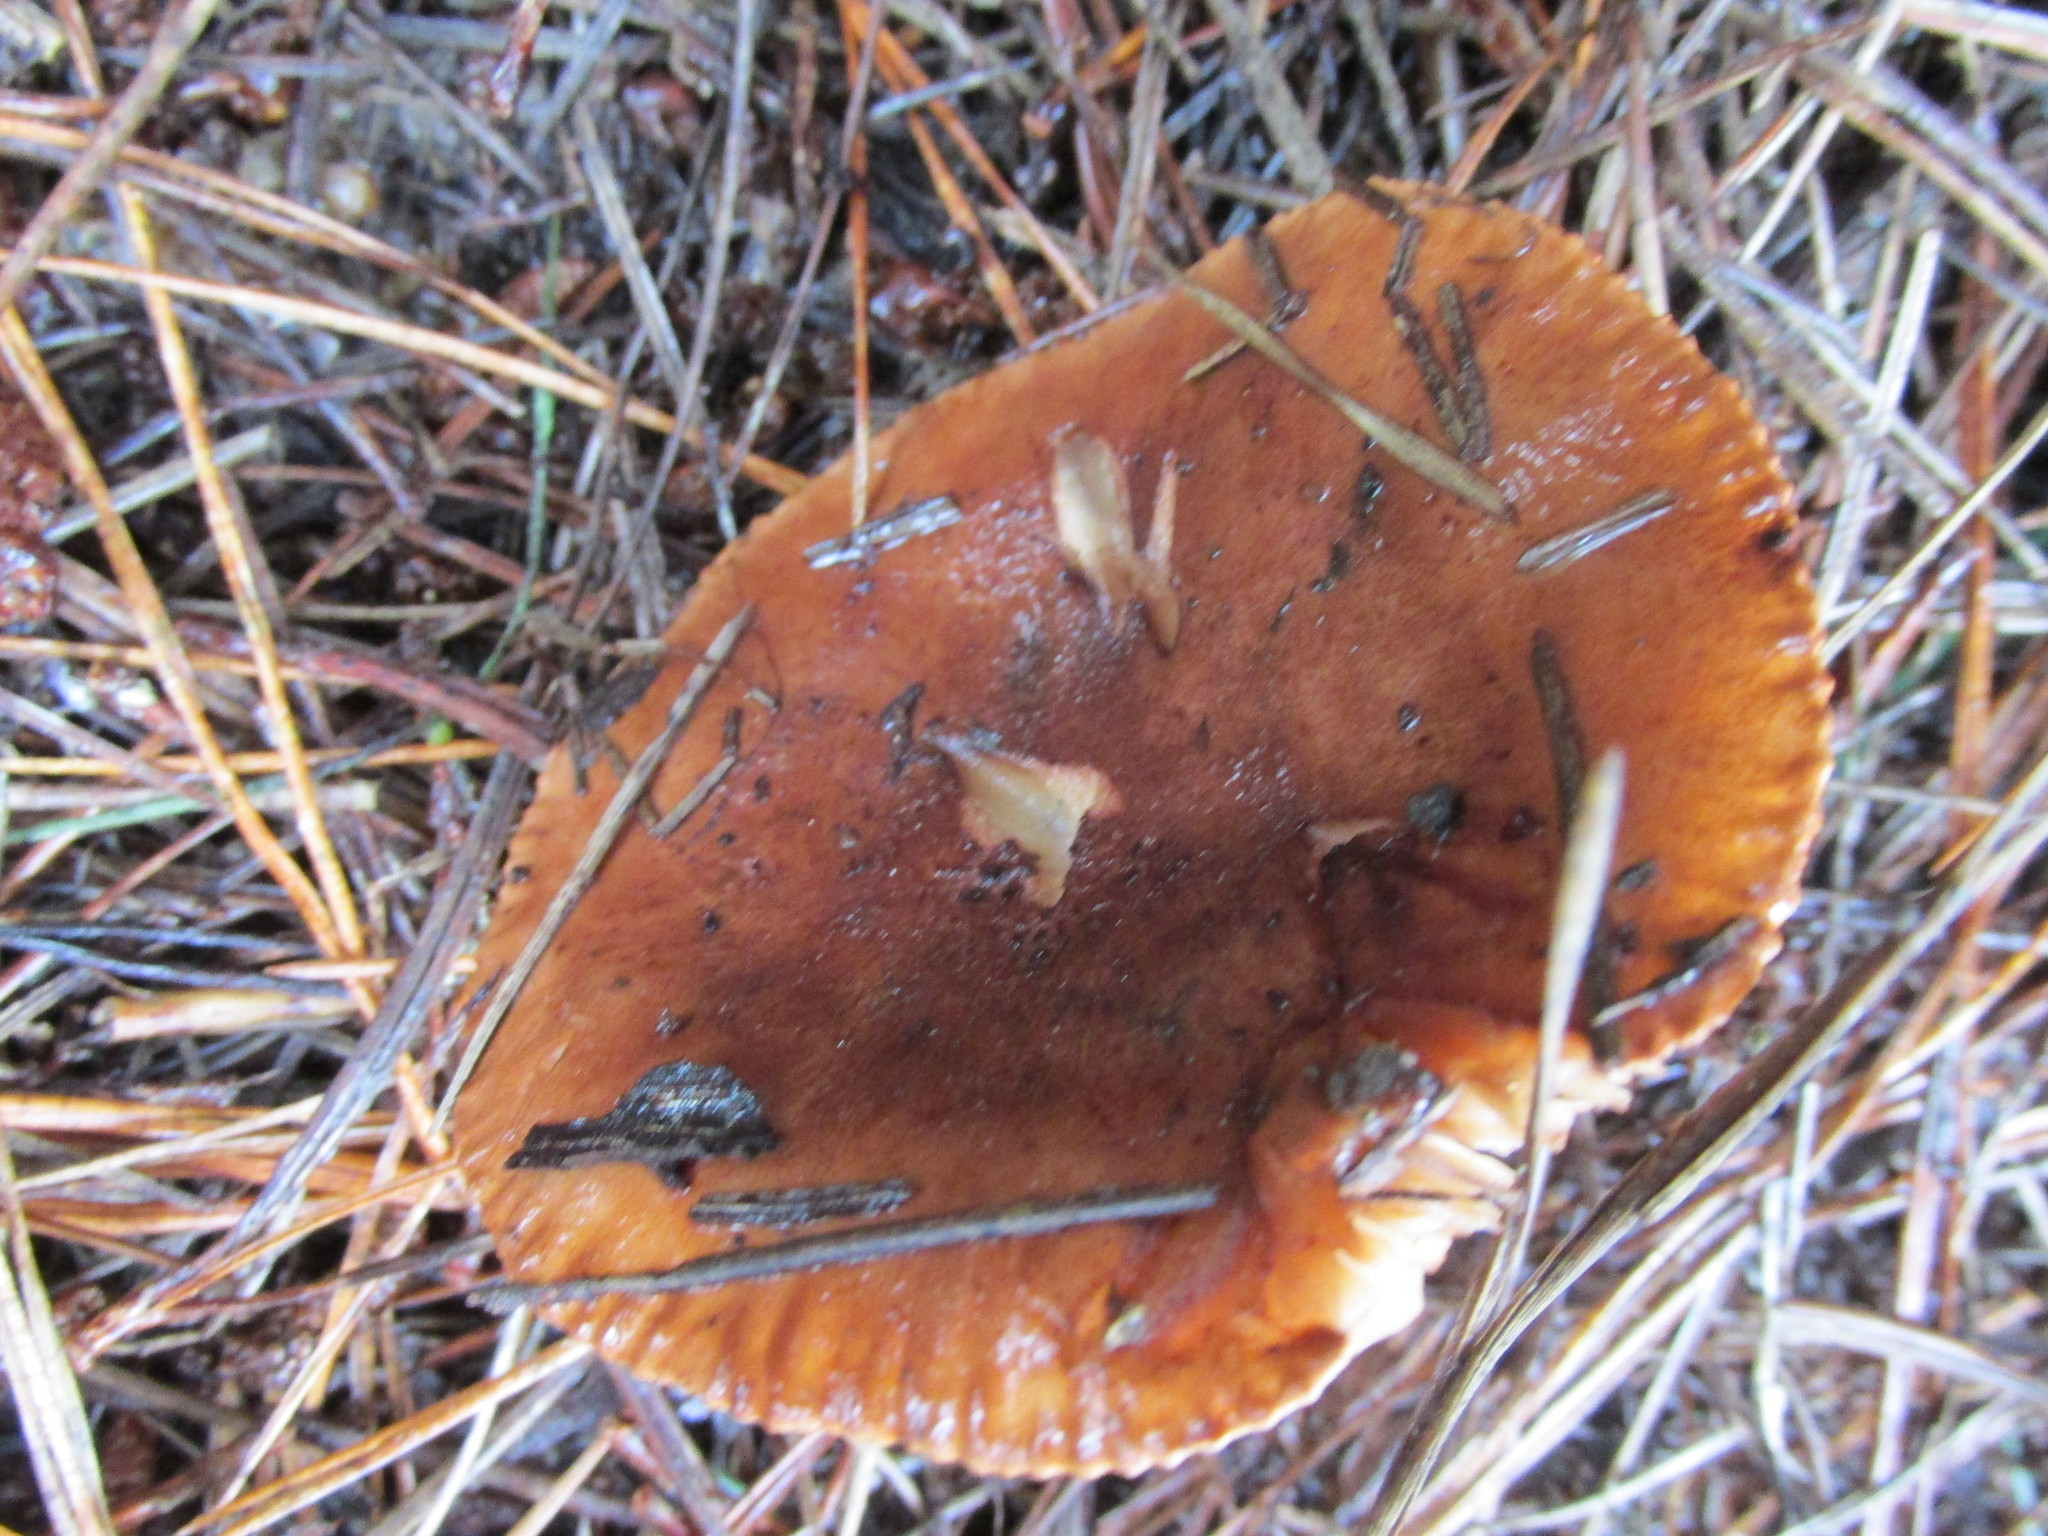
[455,184,1830,1476]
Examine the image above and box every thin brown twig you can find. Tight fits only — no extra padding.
[902,105,1035,345]
[1444,44,1561,194]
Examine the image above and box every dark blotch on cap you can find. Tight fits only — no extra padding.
[1405,783,1465,842]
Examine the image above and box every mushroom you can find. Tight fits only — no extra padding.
[455,183,1829,1477]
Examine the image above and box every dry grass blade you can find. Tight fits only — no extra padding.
[3,246,807,496]
[1416,1226,1756,1534]
[1500,747,1625,1298]
[75,1163,453,1361]
[87,753,527,1356]
[1395,746,1636,1525]
[833,1445,882,1536]
[0,1133,114,1534]
[724,1433,831,1536]
[500,1423,617,1536]
[355,1352,589,1536]
[1900,0,2048,58]
[1108,7,1177,301]
[0,114,594,380]
[118,186,365,968]
[1471,18,1879,196]
[1814,227,1942,616]
[42,421,280,544]
[13,1093,321,1193]
[1805,58,2048,277]
[178,1338,593,1536]
[402,1309,533,1536]
[0,738,500,777]
[1516,492,1677,574]
[1726,0,1905,246]
[1826,395,2048,658]
[573,104,689,402]
[1490,1426,1749,1532]
[205,1173,453,1510]
[0,309,344,955]
[1775,1402,2028,1536]
[0,684,213,798]
[1774,1301,2048,1408]
[1623,21,1668,317]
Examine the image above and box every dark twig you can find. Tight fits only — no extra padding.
[1437,283,1491,460]
[1388,291,1473,460]
[1530,629,1586,824]
[474,1183,1220,1307]
[0,931,345,995]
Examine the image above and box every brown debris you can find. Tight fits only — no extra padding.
[690,1178,915,1229]
[0,381,65,627]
